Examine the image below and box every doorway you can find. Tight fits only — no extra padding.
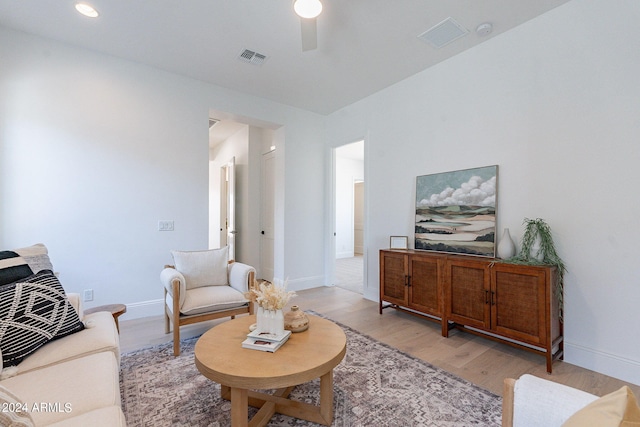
[334,140,365,294]
[208,114,278,280]
[219,157,236,260]
[260,149,275,282]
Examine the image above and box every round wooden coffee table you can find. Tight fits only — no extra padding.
[194,314,346,427]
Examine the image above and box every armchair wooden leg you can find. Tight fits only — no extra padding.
[173,321,180,356]
[171,280,181,356]
[164,289,171,334]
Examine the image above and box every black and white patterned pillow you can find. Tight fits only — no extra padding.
[0,243,54,286]
[0,270,85,367]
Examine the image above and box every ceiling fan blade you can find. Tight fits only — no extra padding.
[300,17,318,51]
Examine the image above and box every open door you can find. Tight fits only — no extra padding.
[260,150,275,282]
[219,157,236,260]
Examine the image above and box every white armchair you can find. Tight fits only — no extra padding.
[161,247,255,356]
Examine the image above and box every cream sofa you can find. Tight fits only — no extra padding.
[0,293,125,426]
[502,374,640,427]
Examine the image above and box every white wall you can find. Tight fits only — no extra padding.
[335,155,364,258]
[327,0,640,385]
[0,27,326,319]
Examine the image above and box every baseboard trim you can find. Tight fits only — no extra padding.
[274,275,324,292]
[565,341,640,386]
[119,298,163,321]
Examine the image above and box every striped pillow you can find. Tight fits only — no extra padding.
[0,270,84,367]
[0,244,53,286]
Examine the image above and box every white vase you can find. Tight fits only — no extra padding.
[256,306,265,332]
[530,234,544,262]
[497,228,516,259]
[274,309,284,335]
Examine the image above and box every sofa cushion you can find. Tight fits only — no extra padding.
[171,247,229,289]
[0,351,121,426]
[0,270,84,367]
[16,311,120,375]
[179,285,249,316]
[47,406,127,427]
[562,385,640,427]
[513,374,598,427]
[46,405,126,427]
[0,243,53,286]
[0,384,35,426]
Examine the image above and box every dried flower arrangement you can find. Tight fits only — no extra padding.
[249,280,296,311]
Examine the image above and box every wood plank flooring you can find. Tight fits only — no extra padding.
[119,285,639,398]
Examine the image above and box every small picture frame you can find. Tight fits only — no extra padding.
[390,236,408,250]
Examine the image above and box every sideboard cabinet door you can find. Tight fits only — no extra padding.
[380,250,408,309]
[445,257,491,330]
[408,254,442,317]
[491,263,555,347]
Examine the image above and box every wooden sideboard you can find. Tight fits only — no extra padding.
[379,249,563,372]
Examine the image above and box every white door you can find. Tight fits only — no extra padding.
[260,150,275,282]
[354,181,364,254]
[219,157,236,260]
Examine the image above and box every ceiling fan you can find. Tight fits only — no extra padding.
[293,0,323,51]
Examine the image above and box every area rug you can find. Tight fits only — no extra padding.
[120,313,502,426]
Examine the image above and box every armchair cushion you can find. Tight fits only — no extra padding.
[562,386,640,427]
[171,247,228,289]
[176,286,249,316]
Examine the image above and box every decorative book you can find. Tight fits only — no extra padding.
[246,329,291,343]
[241,335,289,352]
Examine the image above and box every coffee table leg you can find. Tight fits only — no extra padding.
[230,387,249,427]
[319,370,334,424]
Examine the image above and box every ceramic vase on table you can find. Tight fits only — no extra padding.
[257,307,285,335]
[273,309,285,335]
[256,306,265,332]
[497,228,516,259]
[284,305,309,333]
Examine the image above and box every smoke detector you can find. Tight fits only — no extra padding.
[476,23,493,36]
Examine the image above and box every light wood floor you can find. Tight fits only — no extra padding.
[119,285,639,398]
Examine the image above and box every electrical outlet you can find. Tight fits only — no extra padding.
[158,220,174,231]
[83,289,94,302]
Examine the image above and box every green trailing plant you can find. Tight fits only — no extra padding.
[505,218,566,320]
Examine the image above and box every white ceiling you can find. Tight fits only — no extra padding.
[0,0,571,115]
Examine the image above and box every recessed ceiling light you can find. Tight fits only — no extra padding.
[75,3,99,18]
[294,0,322,19]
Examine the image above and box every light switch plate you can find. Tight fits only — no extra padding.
[158,220,174,231]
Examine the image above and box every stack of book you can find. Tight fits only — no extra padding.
[241,329,291,353]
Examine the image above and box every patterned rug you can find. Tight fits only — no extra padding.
[120,313,502,426]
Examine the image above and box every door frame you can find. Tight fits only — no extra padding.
[328,139,368,295]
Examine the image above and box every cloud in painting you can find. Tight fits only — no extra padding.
[418,175,496,207]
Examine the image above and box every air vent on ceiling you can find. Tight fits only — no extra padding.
[418,17,469,49]
[238,49,268,66]
[209,118,219,129]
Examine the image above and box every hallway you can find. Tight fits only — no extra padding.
[335,255,363,294]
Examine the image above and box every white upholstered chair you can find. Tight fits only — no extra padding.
[160,246,255,356]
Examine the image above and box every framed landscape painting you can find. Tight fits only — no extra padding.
[415,165,498,257]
